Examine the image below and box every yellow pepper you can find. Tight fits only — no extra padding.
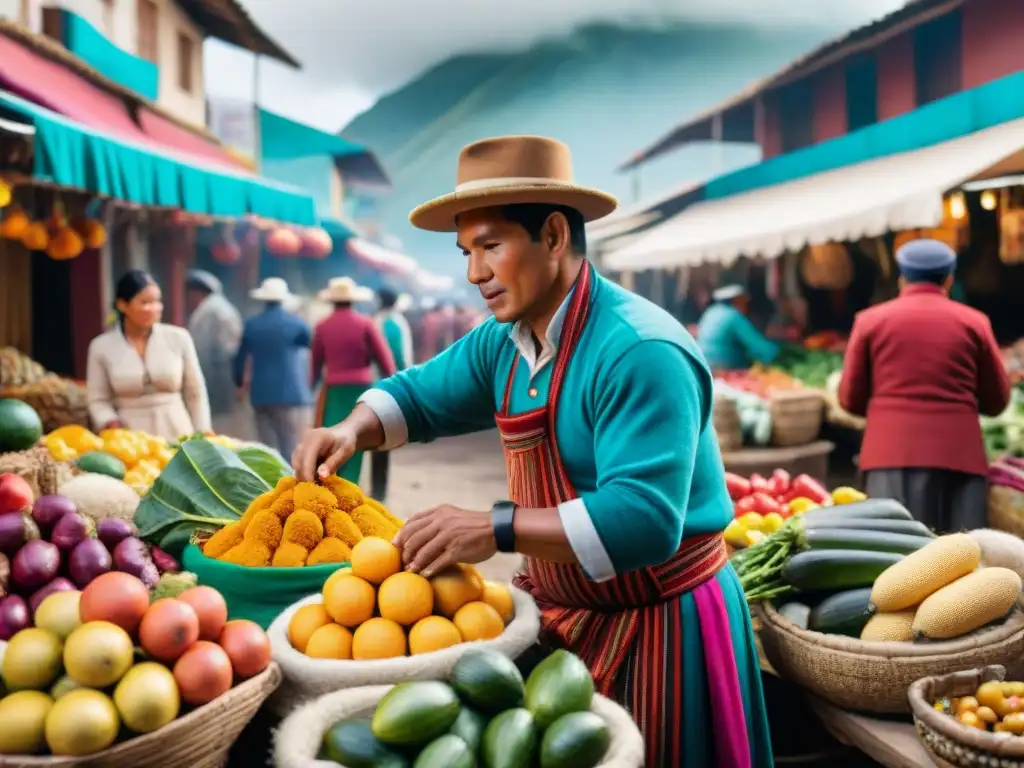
[786,497,820,516]
[762,512,785,533]
[723,519,748,547]
[738,512,766,533]
[103,436,140,466]
[45,436,78,461]
[831,487,867,505]
[154,445,176,468]
[744,530,766,547]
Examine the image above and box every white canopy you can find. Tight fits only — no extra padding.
[605,117,1024,271]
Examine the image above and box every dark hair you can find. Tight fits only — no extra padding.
[378,288,398,309]
[498,204,587,255]
[901,266,953,285]
[333,301,353,310]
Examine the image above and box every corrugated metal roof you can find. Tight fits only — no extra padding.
[177,0,299,68]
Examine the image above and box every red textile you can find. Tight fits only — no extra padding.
[311,308,396,387]
[839,283,1010,475]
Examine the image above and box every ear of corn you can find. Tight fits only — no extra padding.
[913,567,1022,640]
[869,534,981,612]
[860,610,917,642]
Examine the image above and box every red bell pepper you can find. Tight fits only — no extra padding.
[749,473,771,494]
[750,492,783,516]
[724,472,752,501]
[734,495,758,517]
[791,474,830,505]
[769,468,792,497]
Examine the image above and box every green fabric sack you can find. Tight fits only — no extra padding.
[182,545,347,629]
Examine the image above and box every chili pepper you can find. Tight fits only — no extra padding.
[749,473,771,494]
[735,496,758,516]
[750,492,783,516]
[769,468,791,496]
[791,474,831,504]
[724,472,752,501]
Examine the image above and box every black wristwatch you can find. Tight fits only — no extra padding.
[491,500,518,553]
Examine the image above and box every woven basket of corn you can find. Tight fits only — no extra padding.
[769,390,823,447]
[988,486,1024,540]
[756,602,1024,714]
[909,665,1024,768]
[713,396,743,452]
[0,662,281,768]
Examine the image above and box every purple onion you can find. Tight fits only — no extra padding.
[68,539,112,588]
[149,546,180,575]
[28,578,76,615]
[12,540,61,592]
[112,537,159,588]
[50,512,93,552]
[96,518,137,551]
[31,495,76,533]
[0,513,39,555]
[0,595,30,640]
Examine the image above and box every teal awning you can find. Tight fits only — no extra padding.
[0,89,317,225]
[258,108,365,161]
[61,10,158,101]
[320,217,357,241]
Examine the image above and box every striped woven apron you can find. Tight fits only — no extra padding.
[498,263,739,766]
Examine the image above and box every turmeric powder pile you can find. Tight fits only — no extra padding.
[203,475,404,567]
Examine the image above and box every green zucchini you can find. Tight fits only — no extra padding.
[807,588,873,636]
[783,549,904,591]
[800,517,935,537]
[801,528,933,555]
[801,499,912,526]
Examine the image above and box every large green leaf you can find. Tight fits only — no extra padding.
[134,438,270,547]
[235,444,293,487]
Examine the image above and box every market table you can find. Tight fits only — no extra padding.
[722,440,835,480]
[811,697,935,768]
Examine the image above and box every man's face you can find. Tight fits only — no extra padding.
[185,287,207,315]
[456,208,557,324]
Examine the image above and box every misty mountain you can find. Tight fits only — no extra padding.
[343,22,837,277]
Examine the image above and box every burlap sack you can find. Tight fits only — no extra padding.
[273,684,645,768]
[268,587,541,715]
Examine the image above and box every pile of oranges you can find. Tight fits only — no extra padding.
[287,537,516,660]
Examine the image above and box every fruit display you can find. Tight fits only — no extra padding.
[288,537,516,660]
[717,366,805,398]
[723,469,866,549]
[0,572,271,757]
[0,397,44,454]
[200,476,405,568]
[320,647,611,768]
[0,486,185,639]
[934,679,1024,733]
[772,345,845,388]
[713,382,772,447]
[43,426,175,496]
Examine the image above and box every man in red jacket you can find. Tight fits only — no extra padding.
[839,239,1010,532]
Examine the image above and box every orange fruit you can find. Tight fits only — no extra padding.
[430,564,485,618]
[304,624,353,660]
[352,618,407,660]
[350,537,402,585]
[288,603,333,653]
[482,581,515,624]
[453,601,505,641]
[408,616,463,655]
[323,575,376,628]
[322,567,353,597]
[377,572,434,627]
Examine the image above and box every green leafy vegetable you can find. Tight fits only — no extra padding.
[235,444,293,487]
[134,438,270,555]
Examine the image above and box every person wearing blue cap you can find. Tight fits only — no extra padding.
[839,238,1010,532]
[696,283,780,371]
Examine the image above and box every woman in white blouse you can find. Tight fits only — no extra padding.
[87,270,212,440]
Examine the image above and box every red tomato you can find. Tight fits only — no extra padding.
[734,496,758,516]
[749,474,771,494]
[769,469,792,497]
[792,474,831,504]
[724,473,752,501]
[750,493,783,516]
[0,474,33,515]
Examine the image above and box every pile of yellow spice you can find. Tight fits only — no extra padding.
[202,476,404,567]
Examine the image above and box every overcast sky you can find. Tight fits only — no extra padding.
[205,0,906,132]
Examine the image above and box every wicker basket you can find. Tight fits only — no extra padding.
[0,662,282,768]
[756,602,1024,714]
[988,485,1024,539]
[909,665,1024,768]
[713,396,743,452]
[769,390,823,447]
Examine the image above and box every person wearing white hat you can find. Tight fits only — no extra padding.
[233,277,313,459]
[696,283,780,371]
[310,277,397,486]
[186,270,242,429]
[291,136,772,766]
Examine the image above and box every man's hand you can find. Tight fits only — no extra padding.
[291,426,357,482]
[393,505,497,578]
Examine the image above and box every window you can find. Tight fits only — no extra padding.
[777,78,815,153]
[136,0,158,63]
[845,53,878,131]
[914,10,962,106]
[177,31,194,92]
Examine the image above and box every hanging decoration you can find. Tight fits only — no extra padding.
[266,227,301,257]
[299,227,333,259]
[210,222,242,265]
[0,206,28,239]
[44,201,84,261]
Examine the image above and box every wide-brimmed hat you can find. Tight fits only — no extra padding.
[712,284,747,302]
[319,277,374,304]
[250,277,294,302]
[409,136,618,232]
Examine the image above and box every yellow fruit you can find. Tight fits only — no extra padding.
[378,572,434,626]
[350,537,402,585]
[352,618,407,660]
[762,512,785,533]
[113,662,180,734]
[288,603,334,653]
[409,616,463,655]
[304,623,354,660]
[323,567,353,596]
[786,498,820,516]
[737,512,765,533]
[860,611,916,642]
[870,534,981,613]
[2,628,63,691]
[831,486,867,505]
[45,689,120,756]
[482,581,515,624]
[323,575,376,628]
[453,601,505,642]
[430,564,485,618]
[744,530,765,547]
[63,621,135,689]
[723,519,747,547]
[913,567,1023,640]
[34,591,82,640]
[0,690,53,754]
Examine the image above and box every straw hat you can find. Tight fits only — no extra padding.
[319,277,374,303]
[250,277,294,302]
[409,136,618,232]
